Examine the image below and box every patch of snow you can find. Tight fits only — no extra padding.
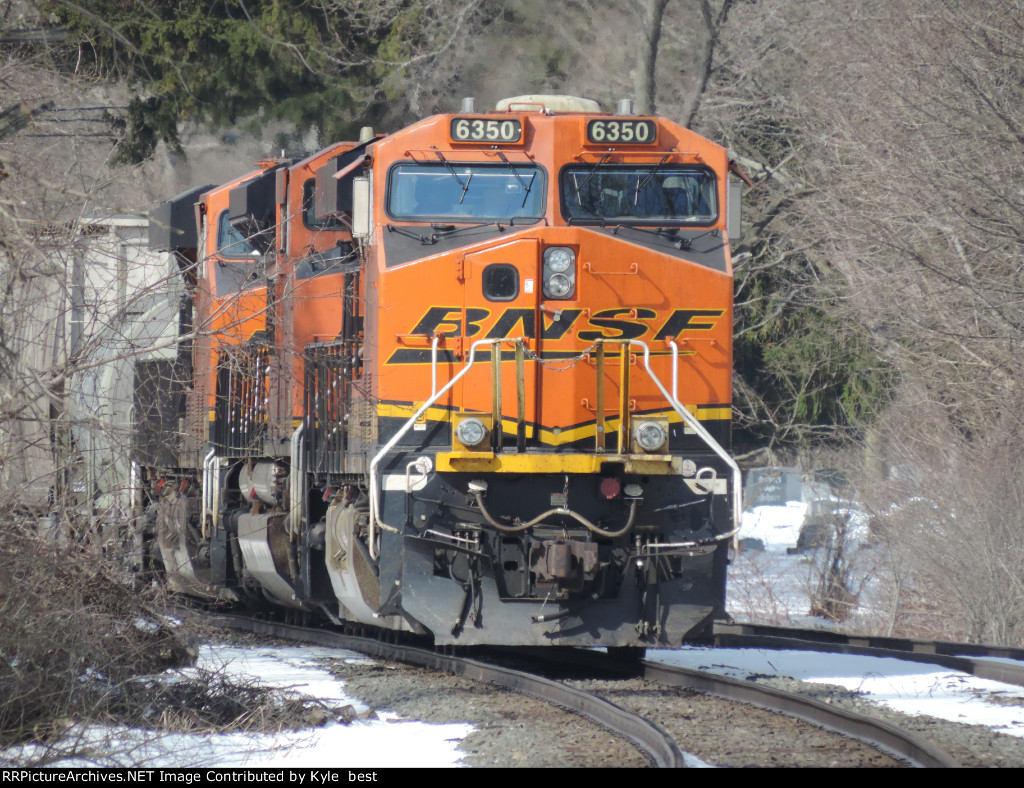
[739,503,807,552]
[3,645,473,768]
[729,499,880,628]
[682,752,715,767]
[651,647,1024,738]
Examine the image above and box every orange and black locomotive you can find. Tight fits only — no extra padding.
[145,95,742,647]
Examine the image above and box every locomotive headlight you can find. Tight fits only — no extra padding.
[545,273,573,298]
[543,246,576,299]
[634,420,668,452]
[544,246,573,272]
[455,417,489,449]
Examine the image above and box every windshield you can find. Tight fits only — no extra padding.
[302,180,345,230]
[216,210,258,259]
[387,162,545,221]
[560,165,717,225]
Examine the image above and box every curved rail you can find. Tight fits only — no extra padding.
[715,622,1024,688]
[640,659,960,768]
[478,645,959,768]
[204,613,686,768]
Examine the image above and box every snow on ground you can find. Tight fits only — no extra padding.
[739,502,809,552]
[723,494,1024,740]
[729,502,840,628]
[172,645,474,767]
[730,493,876,629]
[650,647,1024,738]
[5,645,473,768]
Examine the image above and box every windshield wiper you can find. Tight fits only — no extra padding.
[392,219,544,246]
[433,150,472,204]
[389,222,509,246]
[634,154,671,202]
[611,223,676,240]
[431,222,508,242]
[611,224,720,250]
[386,224,432,244]
[496,152,536,208]
[573,153,612,202]
[438,217,544,235]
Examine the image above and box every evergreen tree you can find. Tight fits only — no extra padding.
[43,0,479,161]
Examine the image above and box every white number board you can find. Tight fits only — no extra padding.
[450,117,523,143]
[586,119,657,145]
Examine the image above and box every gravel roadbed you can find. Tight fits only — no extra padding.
[325,658,651,767]
[565,676,903,767]
[327,657,902,767]
[753,676,1024,768]
[205,629,1024,767]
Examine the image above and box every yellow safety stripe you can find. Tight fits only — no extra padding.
[435,452,685,475]
[376,402,730,445]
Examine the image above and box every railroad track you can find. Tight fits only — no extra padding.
[639,659,957,768]
[198,611,960,767]
[204,612,684,768]
[715,621,1024,687]
[514,647,958,768]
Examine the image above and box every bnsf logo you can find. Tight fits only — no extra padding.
[405,306,723,341]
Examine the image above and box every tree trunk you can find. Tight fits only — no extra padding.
[631,0,670,115]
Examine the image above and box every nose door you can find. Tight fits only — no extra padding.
[460,238,540,450]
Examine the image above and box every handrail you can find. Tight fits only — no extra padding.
[590,337,741,535]
[430,334,440,397]
[368,338,515,558]
[668,340,679,401]
[583,262,639,276]
[201,447,216,539]
[288,424,304,540]
[626,338,742,536]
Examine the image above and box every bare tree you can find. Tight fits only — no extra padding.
[694,0,1024,643]
[627,0,670,114]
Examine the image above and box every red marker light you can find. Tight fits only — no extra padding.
[600,477,621,500]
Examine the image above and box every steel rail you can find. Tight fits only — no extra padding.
[641,660,960,768]
[715,622,1024,688]
[481,646,958,768]
[204,613,686,768]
